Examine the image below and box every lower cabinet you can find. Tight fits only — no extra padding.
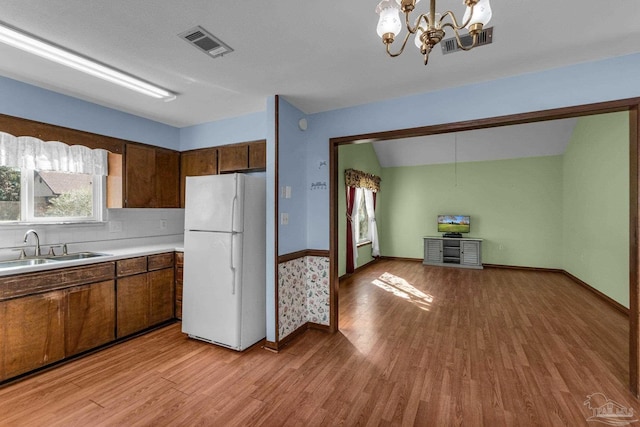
[116,252,174,339]
[66,280,116,356]
[149,268,174,325]
[2,291,66,380]
[175,252,183,320]
[0,252,176,383]
[117,274,150,338]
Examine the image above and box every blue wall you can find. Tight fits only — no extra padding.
[179,111,267,151]
[277,98,308,255]
[0,76,179,149]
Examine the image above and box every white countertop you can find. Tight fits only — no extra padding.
[0,241,184,277]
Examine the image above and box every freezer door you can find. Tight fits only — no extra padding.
[182,230,243,349]
[184,174,244,233]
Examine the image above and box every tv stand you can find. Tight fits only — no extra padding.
[423,236,483,269]
[443,232,462,238]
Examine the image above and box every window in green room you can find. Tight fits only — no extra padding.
[357,190,370,244]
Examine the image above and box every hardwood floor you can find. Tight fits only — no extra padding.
[1,259,637,426]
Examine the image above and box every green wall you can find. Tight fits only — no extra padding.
[338,143,382,277]
[377,156,565,268]
[562,112,629,307]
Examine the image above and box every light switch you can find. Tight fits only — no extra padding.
[285,186,292,199]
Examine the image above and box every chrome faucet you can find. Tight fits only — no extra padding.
[23,229,41,257]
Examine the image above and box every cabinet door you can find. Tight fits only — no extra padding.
[175,252,184,320]
[248,141,266,170]
[155,149,180,208]
[180,148,217,207]
[2,291,65,380]
[218,144,248,173]
[461,241,481,266]
[125,144,155,208]
[149,268,174,325]
[66,280,116,357]
[116,274,150,338]
[425,239,443,263]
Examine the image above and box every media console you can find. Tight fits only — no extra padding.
[423,237,483,269]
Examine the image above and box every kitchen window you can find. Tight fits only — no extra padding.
[0,166,104,223]
[0,132,107,224]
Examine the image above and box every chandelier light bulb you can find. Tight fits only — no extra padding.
[463,0,492,28]
[376,0,402,39]
[414,27,425,49]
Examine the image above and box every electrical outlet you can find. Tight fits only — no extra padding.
[160,219,168,230]
[281,213,289,225]
[109,221,122,233]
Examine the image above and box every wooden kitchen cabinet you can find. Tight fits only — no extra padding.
[149,269,174,325]
[175,252,183,320]
[148,252,175,325]
[116,273,150,338]
[218,140,266,173]
[1,290,66,380]
[248,141,266,170]
[218,144,248,173]
[66,280,116,356]
[180,148,217,207]
[125,143,180,208]
[116,253,175,338]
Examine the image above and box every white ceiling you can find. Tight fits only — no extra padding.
[372,118,577,167]
[0,1,639,128]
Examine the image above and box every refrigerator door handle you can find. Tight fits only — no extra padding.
[230,232,237,295]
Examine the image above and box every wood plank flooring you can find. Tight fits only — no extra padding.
[1,259,637,426]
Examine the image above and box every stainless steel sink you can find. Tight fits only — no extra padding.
[46,252,109,261]
[0,252,110,271]
[0,258,59,270]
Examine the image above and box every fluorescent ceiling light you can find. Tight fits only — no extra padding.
[0,21,176,101]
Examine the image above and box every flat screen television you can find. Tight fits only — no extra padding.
[437,215,470,236]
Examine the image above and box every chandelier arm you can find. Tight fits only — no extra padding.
[439,6,474,31]
[405,12,430,35]
[444,27,478,51]
[386,31,413,57]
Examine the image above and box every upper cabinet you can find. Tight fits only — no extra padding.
[125,144,180,208]
[218,140,266,174]
[180,147,218,207]
[179,140,265,207]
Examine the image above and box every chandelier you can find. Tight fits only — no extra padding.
[376,0,492,65]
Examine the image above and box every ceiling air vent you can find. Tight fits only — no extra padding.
[179,26,233,58]
[441,27,493,55]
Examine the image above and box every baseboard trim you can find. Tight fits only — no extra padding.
[484,264,629,316]
[483,263,564,273]
[267,321,332,352]
[379,256,423,263]
[339,257,380,281]
[562,270,629,316]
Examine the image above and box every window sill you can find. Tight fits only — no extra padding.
[357,240,372,248]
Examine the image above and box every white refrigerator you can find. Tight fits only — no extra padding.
[182,173,266,351]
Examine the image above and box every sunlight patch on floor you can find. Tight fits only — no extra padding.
[372,272,434,311]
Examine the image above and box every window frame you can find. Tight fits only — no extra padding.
[1,167,106,225]
[356,188,371,245]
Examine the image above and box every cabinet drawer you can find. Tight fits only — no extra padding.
[116,257,147,277]
[148,252,174,271]
[175,251,184,266]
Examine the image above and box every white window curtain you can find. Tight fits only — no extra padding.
[0,132,108,175]
[363,188,379,257]
[351,187,363,269]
